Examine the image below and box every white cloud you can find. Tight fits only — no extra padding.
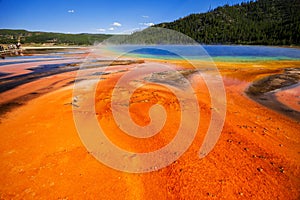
[139,22,154,26]
[112,22,122,27]
[145,22,154,26]
[108,27,114,31]
[142,15,149,18]
[68,10,75,13]
[97,28,106,32]
[122,27,142,34]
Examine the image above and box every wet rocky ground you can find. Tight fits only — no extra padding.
[246,68,300,121]
[246,68,300,96]
[144,69,199,89]
[0,59,144,118]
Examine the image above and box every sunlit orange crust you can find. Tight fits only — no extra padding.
[0,57,299,199]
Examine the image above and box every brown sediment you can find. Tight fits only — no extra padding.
[0,55,299,199]
[246,68,300,121]
[0,77,75,119]
[276,84,300,112]
[246,68,300,96]
[0,58,144,119]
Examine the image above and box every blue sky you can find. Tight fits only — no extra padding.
[0,0,249,34]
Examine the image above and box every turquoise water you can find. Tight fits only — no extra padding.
[108,45,300,62]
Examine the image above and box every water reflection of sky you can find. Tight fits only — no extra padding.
[108,45,300,62]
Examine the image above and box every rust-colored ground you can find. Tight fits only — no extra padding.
[0,55,299,199]
[276,85,300,112]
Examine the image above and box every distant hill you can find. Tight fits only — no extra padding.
[0,29,112,45]
[2,0,299,46]
[155,0,300,45]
